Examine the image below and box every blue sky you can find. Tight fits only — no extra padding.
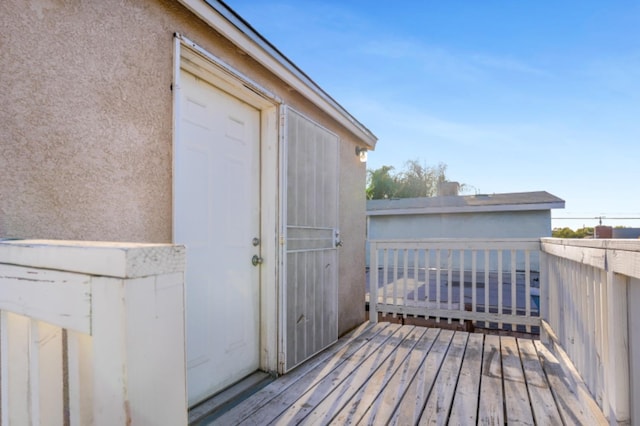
[227,1,640,230]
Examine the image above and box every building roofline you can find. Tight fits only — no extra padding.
[367,191,566,216]
[178,0,378,148]
[367,201,565,216]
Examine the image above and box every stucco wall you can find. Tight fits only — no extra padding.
[1,0,367,333]
[1,0,183,242]
[337,143,368,335]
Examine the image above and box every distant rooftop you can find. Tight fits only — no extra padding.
[367,191,565,216]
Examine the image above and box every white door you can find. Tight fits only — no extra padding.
[175,71,261,406]
[283,108,340,371]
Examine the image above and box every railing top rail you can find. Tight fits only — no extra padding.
[0,239,186,279]
[368,238,541,250]
[369,238,542,242]
[542,238,640,280]
[541,237,640,252]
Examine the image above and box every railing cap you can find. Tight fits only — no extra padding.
[541,237,640,252]
[0,239,186,278]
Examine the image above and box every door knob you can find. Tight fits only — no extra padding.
[252,255,263,266]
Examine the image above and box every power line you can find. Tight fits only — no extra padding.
[554,217,640,220]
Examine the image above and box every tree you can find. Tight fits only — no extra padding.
[551,227,594,238]
[366,160,451,200]
[366,165,396,200]
[395,160,447,198]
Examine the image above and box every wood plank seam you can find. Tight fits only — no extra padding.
[238,324,403,424]
[418,331,470,425]
[270,324,410,424]
[389,329,455,424]
[354,327,442,425]
[448,332,484,425]
[304,326,426,425]
[214,322,386,424]
[325,327,428,425]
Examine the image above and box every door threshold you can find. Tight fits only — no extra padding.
[188,371,274,425]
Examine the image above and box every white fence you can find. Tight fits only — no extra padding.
[368,239,541,332]
[541,238,640,425]
[368,237,640,424]
[0,240,187,426]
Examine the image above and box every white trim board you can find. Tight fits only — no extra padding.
[172,36,280,374]
[367,202,564,216]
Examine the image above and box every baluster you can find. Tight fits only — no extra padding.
[369,242,379,323]
[471,250,477,326]
[436,249,441,323]
[402,249,408,318]
[66,329,92,426]
[0,311,7,426]
[525,250,531,333]
[392,249,399,317]
[413,249,419,309]
[511,249,517,331]
[484,250,490,329]
[425,249,430,307]
[7,313,31,424]
[36,321,65,424]
[382,248,389,318]
[498,250,503,329]
[447,249,453,324]
[459,249,465,325]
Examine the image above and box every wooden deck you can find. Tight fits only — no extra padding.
[206,322,607,425]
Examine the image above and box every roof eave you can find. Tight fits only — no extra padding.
[177,0,378,148]
[367,201,566,216]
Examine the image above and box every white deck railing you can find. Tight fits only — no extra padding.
[541,238,640,425]
[368,239,541,332]
[0,240,188,426]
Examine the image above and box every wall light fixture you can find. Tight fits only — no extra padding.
[355,146,368,162]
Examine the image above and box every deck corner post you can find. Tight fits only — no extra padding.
[90,247,188,426]
[603,252,630,425]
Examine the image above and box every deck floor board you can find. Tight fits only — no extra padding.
[448,332,483,424]
[518,338,562,424]
[210,324,607,425]
[354,327,441,426]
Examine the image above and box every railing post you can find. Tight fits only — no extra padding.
[91,271,187,426]
[369,241,378,323]
[628,277,640,425]
[0,241,188,426]
[539,249,549,344]
[603,256,630,425]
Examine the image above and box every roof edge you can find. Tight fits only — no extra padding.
[367,201,566,216]
[177,0,378,148]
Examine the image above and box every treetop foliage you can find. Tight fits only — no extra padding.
[551,227,594,238]
[366,160,451,200]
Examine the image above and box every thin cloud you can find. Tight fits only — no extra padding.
[359,38,483,83]
[346,96,583,155]
[359,37,553,84]
[470,54,551,77]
